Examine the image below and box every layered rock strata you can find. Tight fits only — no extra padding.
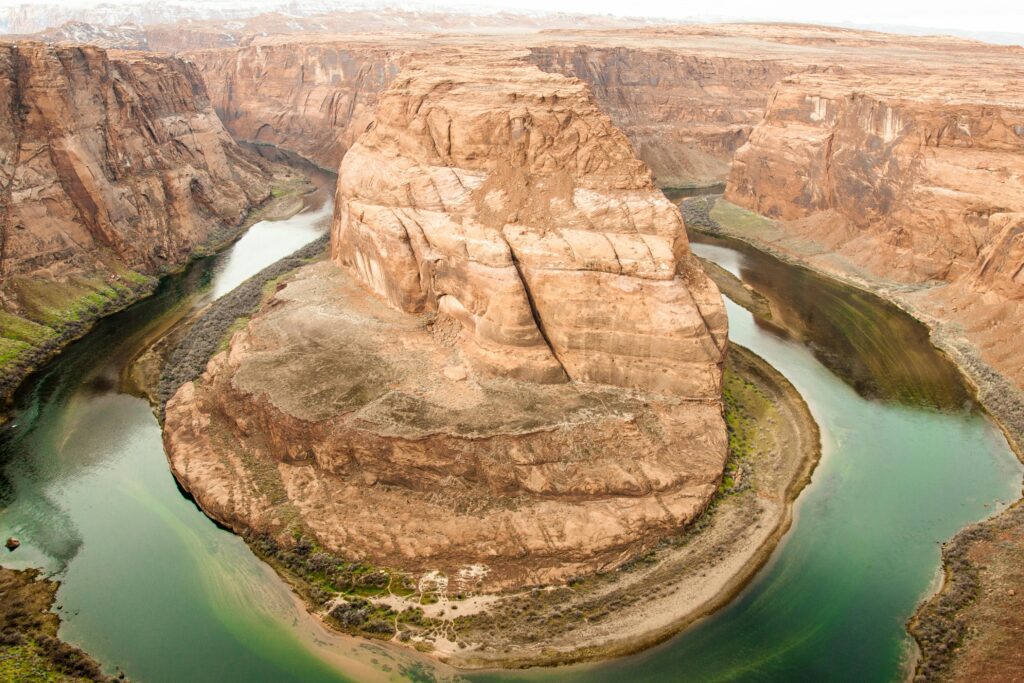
[332,51,728,395]
[188,43,405,172]
[726,72,1024,387]
[0,41,270,397]
[528,46,793,188]
[164,52,728,589]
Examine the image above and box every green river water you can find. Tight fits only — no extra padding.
[1,189,1020,682]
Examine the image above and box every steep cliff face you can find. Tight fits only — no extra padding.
[189,39,793,189]
[333,50,728,396]
[164,51,728,589]
[187,43,404,171]
[726,72,1024,386]
[528,46,793,188]
[0,41,270,396]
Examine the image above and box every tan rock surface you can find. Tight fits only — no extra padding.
[187,44,405,172]
[332,50,727,396]
[164,52,728,589]
[164,261,728,589]
[725,71,1024,387]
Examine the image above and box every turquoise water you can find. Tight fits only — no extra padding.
[470,236,1022,682]
[1,202,1019,682]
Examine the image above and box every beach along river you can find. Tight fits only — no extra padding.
[1,184,1020,682]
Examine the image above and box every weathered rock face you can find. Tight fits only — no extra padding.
[164,52,728,589]
[0,42,269,285]
[188,43,404,171]
[725,72,1024,386]
[189,39,794,188]
[528,46,793,188]
[0,41,269,397]
[332,51,727,397]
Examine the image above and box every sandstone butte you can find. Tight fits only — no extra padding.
[0,40,271,398]
[163,50,729,590]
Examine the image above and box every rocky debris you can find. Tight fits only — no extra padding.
[332,50,727,396]
[163,51,728,590]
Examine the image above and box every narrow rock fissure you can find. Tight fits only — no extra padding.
[507,245,570,380]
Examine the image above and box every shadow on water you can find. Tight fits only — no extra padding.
[689,230,973,412]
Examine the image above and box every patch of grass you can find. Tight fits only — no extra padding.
[245,531,441,642]
[216,317,251,354]
[709,200,778,235]
[0,311,54,346]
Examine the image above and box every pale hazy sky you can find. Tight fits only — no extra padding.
[460,0,1024,35]
[3,0,1023,39]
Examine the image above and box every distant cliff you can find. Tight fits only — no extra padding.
[726,71,1024,387]
[188,43,404,172]
[528,46,793,188]
[0,41,270,400]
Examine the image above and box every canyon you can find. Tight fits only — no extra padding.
[163,49,730,593]
[0,9,1021,682]
[0,40,274,400]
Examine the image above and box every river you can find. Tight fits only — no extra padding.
[1,182,1020,682]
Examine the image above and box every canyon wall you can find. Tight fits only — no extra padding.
[187,43,405,171]
[726,72,1024,386]
[188,38,795,188]
[528,46,793,188]
[164,51,728,589]
[0,41,270,396]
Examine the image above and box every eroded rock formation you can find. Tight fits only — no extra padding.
[726,72,1024,387]
[188,43,405,171]
[0,41,270,396]
[164,51,728,589]
[332,51,728,395]
[528,46,792,188]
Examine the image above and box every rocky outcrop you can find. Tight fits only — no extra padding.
[188,43,404,171]
[725,71,1024,387]
[0,41,270,398]
[164,51,728,590]
[528,46,793,188]
[333,50,728,396]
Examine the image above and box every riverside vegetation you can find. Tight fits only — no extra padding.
[0,567,121,682]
